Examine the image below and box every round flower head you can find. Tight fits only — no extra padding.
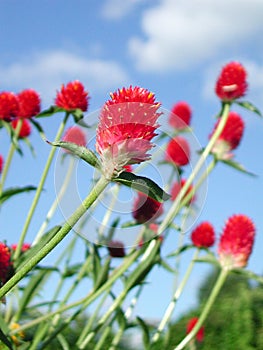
[96,86,162,179]
[210,112,244,158]
[11,243,31,253]
[11,119,31,138]
[165,136,190,167]
[132,192,163,224]
[215,62,247,101]
[218,214,255,269]
[171,178,196,205]
[107,241,125,258]
[0,92,19,121]
[186,317,204,342]
[169,101,192,129]
[55,80,89,112]
[191,221,215,248]
[0,155,3,173]
[0,242,11,284]
[17,89,41,118]
[62,126,87,153]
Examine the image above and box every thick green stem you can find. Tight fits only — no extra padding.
[174,268,229,350]
[14,113,70,260]
[0,175,109,299]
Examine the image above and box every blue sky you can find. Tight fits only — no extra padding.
[1,0,263,326]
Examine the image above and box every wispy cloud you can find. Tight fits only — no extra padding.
[129,0,263,72]
[101,0,143,20]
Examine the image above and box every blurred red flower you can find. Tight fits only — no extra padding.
[191,221,215,248]
[166,136,190,167]
[17,89,41,118]
[132,192,163,224]
[11,119,31,138]
[55,80,89,112]
[169,101,192,129]
[0,92,19,121]
[186,317,204,342]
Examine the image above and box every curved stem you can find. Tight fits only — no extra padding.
[174,268,228,350]
[14,113,70,260]
[0,175,109,299]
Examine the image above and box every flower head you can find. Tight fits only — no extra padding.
[132,192,163,224]
[210,112,244,158]
[62,126,87,152]
[171,178,195,205]
[218,214,255,269]
[55,80,89,112]
[165,136,190,167]
[191,222,215,248]
[0,155,3,173]
[96,86,161,178]
[215,62,247,101]
[11,243,31,253]
[0,242,11,284]
[11,119,31,138]
[186,317,204,342]
[169,101,192,129]
[0,92,19,121]
[17,89,41,118]
[107,241,125,258]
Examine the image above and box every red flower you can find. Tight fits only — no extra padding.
[62,126,87,152]
[186,317,204,342]
[0,92,19,121]
[11,243,31,253]
[96,86,162,178]
[0,243,11,284]
[17,89,41,118]
[218,214,255,269]
[191,222,215,248]
[55,80,89,112]
[169,101,192,129]
[171,179,195,205]
[132,192,163,224]
[165,136,190,167]
[123,165,133,172]
[107,241,125,258]
[11,119,31,138]
[0,155,3,173]
[210,112,244,157]
[215,62,247,101]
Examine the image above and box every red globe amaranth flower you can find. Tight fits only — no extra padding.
[215,62,247,101]
[11,119,31,138]
[0,92,19,121]
[17,89,41,118]
[191,222,215,248]
[11,243,31,253]
[210,112,244,158]
[165,136,190,167]
[186,317,204,342]
[171,179,196,205]
[218,214,256,269]
[107,241,125,258]
[123,165,133,172]
[62,126,87,152]
[55,80,89,112]
[96,86,162,178]
[0,155,3,173]
[132,192,163,224]
[0,243,11,284]
[169,101,192,129]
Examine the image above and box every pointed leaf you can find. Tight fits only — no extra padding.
[236,101,262,117]
[167,244,193,258]
[113,171,170,202]
[222,159,257,176]
[232,268,263,284]
[47,140,101,169]
[0,328,13,350]
[35,106,65,118]
[72,108,84,123]
[136,316,150,349]
[0,186,37,204]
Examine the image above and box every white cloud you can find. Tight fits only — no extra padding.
[0,50,130,105]
[129,0,263,72]
[101,0,143,20]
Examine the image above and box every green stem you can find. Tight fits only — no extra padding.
[174,268,229,350]
[151,249,200,344]
[157,102,230,236]
[14,113,70,260]
[0,175,109,300]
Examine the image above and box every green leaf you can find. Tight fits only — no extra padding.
[222,159,257,177]
[136,316,150,349]
[232,268,263,284]
[35,106,65,118]
[113,171,170,202]
[167,244,193,258]
[47,140,101,169]
[0,314,14,350]
[93,257,111,290]
[72,108,84,123]
[0,186,37,204]
[235,101,262,117]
